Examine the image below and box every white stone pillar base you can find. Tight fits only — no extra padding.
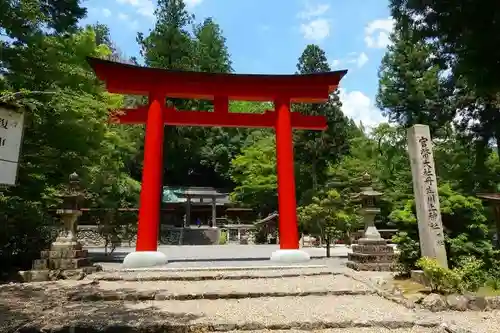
[270,249,310,263]
[122,251,168,268]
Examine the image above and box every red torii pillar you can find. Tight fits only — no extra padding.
[87,57,347,268]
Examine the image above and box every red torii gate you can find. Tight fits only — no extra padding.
[87,57,347,267]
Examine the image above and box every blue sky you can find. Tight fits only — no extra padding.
[82,0,394,128]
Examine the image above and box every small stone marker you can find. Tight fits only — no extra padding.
[407,124,448,268]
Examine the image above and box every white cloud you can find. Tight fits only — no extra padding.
[184,0,203,7]
[331,59,341,68]
[338,89,386,129]
[118,13,129,20]
[364,17,394,49]
[102,8,112,17]
[333,52,368,69]
[356,52,368,68]
[300,18,330,41]
[298,3,330,19]
[116,0,154,18]
[297,2,330,42]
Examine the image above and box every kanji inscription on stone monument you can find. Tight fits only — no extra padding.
[407,124,448,268]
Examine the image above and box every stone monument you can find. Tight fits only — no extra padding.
[407,124,448,268]
[346,173,396,271]
[19,172,101,282]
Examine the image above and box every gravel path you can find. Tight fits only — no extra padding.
[228,329,443,333]
[125,295,422,325]
[3,264,500,333]
[89,266,334,281]
[432,311,500,333]
[85,274,371,297]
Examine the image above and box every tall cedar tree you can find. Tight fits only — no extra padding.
[1,0,87,90]
[376,23,451,136]
[388,1,500,190]
[293,45,355,194]
[137,0,236,188]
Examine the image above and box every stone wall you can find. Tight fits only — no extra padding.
[76,225,221,247]
[182,227,221,245]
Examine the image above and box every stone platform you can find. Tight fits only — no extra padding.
[19,243,101,282]
[346,238,396,272]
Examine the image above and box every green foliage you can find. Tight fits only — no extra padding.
[454,256,487,292]
[385,0,500,191]
[294,44,356,191]
[219,230,228,245]
[392,231,420,275]
[416,257,461,294]
[417,256,494,294]
[0,11,140,270]
[298,189,360,247]
[376,27,451,133]
[230,135,277,214]
[0,195,56,273]
[391,183,496,274]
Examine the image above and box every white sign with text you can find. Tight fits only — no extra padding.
[0,106,25,185]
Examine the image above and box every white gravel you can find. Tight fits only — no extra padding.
[228,329,443,333]
[94,274,371,295]
[431,310,500,333]
[125,295,421,325]
[89,266,334,281]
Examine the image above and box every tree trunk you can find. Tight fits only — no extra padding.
[311,159,318,191]
[495,206,500,250]
[495,132,500,167]
[325,236,331,258]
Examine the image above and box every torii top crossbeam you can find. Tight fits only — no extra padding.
[87,57,347,130]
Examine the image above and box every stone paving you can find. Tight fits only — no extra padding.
[87,244,352,263]
[2,263,499,333]
[0,243,495,333]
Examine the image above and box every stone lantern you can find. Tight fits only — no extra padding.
[52,172,84,249]
[346,172,395,271]
[19,172,101,282]
[358,173,383,241]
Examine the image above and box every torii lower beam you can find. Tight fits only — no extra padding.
[87,57,347,267]
[110,106,327,130]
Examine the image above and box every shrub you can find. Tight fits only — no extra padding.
[417,256,493,294]
[416,257,461,294]
[390,184,495,275]
[392,231,420,276]
[453,256,487,292]
[0,196,57,276]
[219,230,228,244]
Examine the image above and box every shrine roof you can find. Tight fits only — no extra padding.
[162,186,229,203]
[87,57,347,103]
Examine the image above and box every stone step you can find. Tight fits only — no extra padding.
[11,295,445,333]
[88,266,333,281]
[228,329,444,333]
[346,262,394,272]
[68,274,373,301]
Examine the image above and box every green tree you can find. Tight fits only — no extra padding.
[194,17,232,73]
[298,189,359,256]
[138,0,194,71]
[376,25,451,135]
[137,0,243,188]
[294,44,355,193]
[230,135,277,215]
[0,24,141,271]
[388,0,500,185]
